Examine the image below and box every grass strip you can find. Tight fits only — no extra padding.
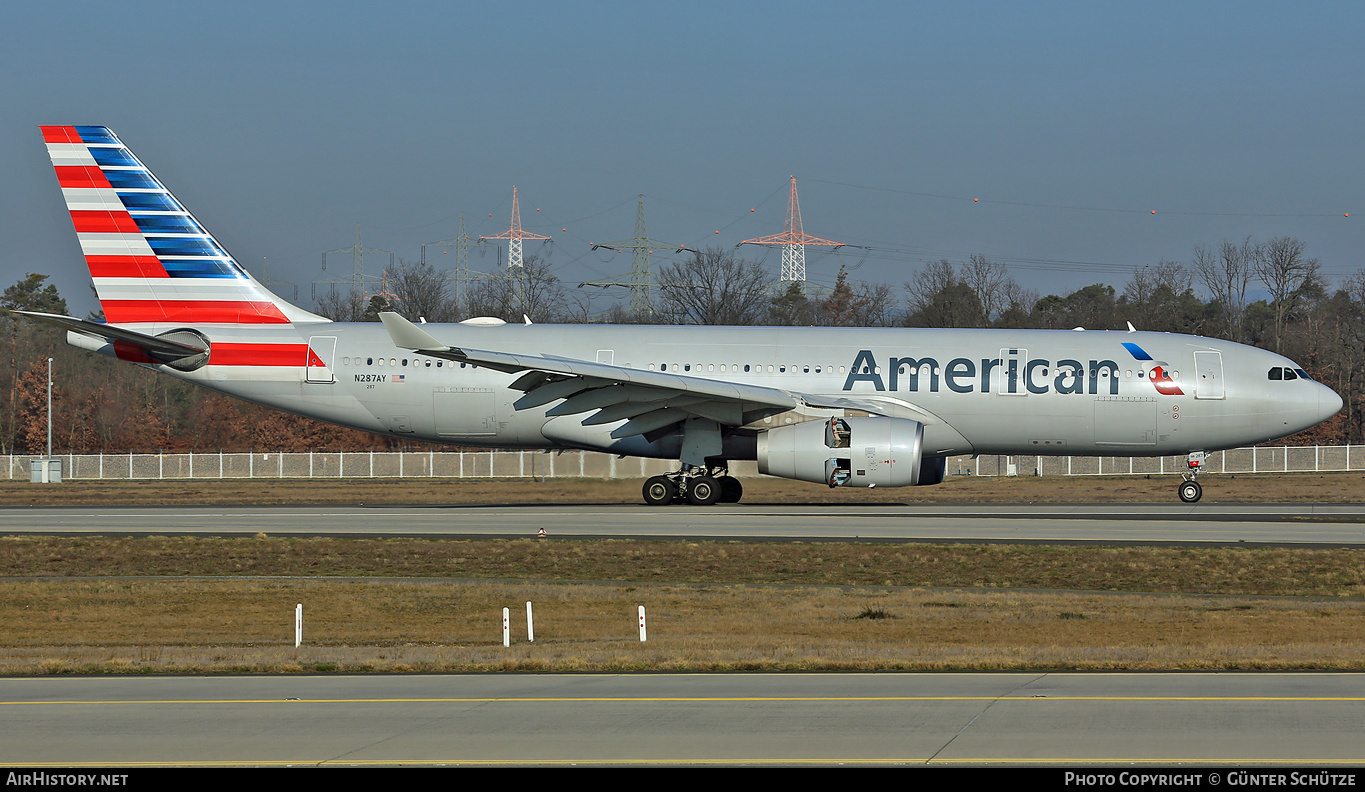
[4,535,1365,598]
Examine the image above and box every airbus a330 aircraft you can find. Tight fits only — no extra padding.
[26,126,1343,505]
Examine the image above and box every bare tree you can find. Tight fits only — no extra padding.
[1254,236,1322,352]
[466,256,567,323]
[656,248,772,325]
[383,260,458,323]
[314,287,369,322]
[851,281,897,327]
[959,254,1011,323]
[1194,238,1255,341]
[1122,260,1193,329]
[904,260,958,317]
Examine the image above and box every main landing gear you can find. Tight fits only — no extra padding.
[642,465,743,506]
[1177,451,1205,503]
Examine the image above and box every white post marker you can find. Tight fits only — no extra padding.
[638,605,647,642]
[502,607,510,648]
[294,603,302,648]
[526,601,534,642]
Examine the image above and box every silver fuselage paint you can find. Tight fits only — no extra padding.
[103,322,1339,460]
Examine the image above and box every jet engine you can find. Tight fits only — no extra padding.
[757,416,946,488]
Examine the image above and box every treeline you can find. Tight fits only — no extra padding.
[3,233,1359,452]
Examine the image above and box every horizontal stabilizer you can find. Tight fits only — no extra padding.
[16,310,210,371]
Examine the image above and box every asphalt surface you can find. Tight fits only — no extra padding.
[5,505,1363,768]
[2,672,1362,766]
[4,503,1365,544]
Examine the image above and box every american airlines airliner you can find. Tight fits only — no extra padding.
[25,126,1343,505]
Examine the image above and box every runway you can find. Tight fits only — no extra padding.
[4,503,1365,544]
[2,672,1362,766]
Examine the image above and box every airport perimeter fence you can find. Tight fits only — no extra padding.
[963,445,1365,477]
[4,445,1364,481]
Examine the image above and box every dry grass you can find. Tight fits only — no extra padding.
[5,536,1365,598]
[3,473,1363,674]
[1,471,1363,506]
[2,579,1362,674]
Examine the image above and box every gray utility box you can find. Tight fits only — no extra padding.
[30,459,62,483]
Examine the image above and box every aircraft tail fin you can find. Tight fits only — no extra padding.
[40,125,327,326]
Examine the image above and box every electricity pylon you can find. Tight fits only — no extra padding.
[480,186,551,268]
[313,223,393,301]
[585,195,687,317]
[739,176,844,284]
[421,213,496,317]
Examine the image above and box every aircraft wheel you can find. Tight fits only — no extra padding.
[642,476,676,506]
[1178,480,1203,503]
[687,475,722,506]
[718,476,743,503]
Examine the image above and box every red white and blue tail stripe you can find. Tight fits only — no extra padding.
[41,125,326,326]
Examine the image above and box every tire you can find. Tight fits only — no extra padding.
[687,475,721,506]
[718,476,743,503]
[1178,480,1202,503]
[642,476,676,506]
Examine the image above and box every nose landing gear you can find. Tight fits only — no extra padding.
[1177,451,1205,503]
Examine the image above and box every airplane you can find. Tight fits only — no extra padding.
[24,125,1343,506]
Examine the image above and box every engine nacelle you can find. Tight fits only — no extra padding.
[757,416,945,488]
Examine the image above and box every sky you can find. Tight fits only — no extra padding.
[2,1,1362,318]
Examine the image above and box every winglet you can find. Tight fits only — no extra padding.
[378,311,448,352]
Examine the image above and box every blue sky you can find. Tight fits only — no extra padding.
[3,1,1362,317]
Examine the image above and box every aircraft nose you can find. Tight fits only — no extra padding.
[1320,384,1344,423]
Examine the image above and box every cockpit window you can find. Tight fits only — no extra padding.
[1283,368,1298,380]
[1268,367,1305,381]
[1295,368,1311,380]
[1268,367,1282,380]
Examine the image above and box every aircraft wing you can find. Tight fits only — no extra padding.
[380,312,829,436]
